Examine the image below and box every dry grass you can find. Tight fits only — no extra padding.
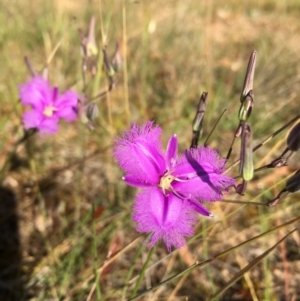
[1,0,300,300]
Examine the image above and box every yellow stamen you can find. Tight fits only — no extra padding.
[43,106,57,117]
[159,174,175,195]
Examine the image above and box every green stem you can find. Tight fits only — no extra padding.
[130,246,155,298]
[92,203,101,300]
[121,243,144,301]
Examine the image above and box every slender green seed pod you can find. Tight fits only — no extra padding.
[238,90,253,122]
[240,123,254,181]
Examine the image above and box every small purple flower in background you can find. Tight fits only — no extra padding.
[19,76,78,134]
[114,121,235,251]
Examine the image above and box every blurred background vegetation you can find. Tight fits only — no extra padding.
[1,0,300,300]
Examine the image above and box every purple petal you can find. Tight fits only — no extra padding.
[52,87,59,102]
[187,198,212,216]
[125,122,163,146]
[55,90,79,122]
[114,122,166,185]
[133,187,197,251]
[135,139,166,174]
[165,135,178,170]
[119,143,161,184]
[23,110,43,130]
[172,146,235,201]
[23,109,59,135]
[123,175,153,188]
[38,117,60,135]
[19,76,52,110]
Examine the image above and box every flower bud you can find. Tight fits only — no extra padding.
[268,170,300,206]
[80,16,98,75]
[102,46,115,77]
[86,103,99,122]
[81,16,98,57]
[287,122,300,152]
[286,169,300,193]
[240,50,257,103]
[191,92,207,148]
[238,50,256,123]
[111,42,123,73]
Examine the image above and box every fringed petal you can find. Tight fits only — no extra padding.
[38,117,60,135]
[187,198,212,216]
[22,110,43,130]
[123,175,153,188]
[133,187,197,251]
[114,122,166,185]
[19,76,51,109]
[173,146,235,201]
[55,90,78,122]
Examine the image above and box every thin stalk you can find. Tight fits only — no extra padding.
[122,0,130,121]
[92,203,101,300]
[209,229,296,301]
[130,247,155,298]
[204,109,227,147]
[121,243,144,301]
[128,216,300,301]
[221,199,267,206]
[28,158,60,300]
[45,19,75,67]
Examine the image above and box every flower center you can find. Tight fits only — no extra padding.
[43,105,57,117]
[159,174,175,195]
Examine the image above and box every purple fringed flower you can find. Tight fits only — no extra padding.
[19,76,78,134]
[114,121,235,251]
